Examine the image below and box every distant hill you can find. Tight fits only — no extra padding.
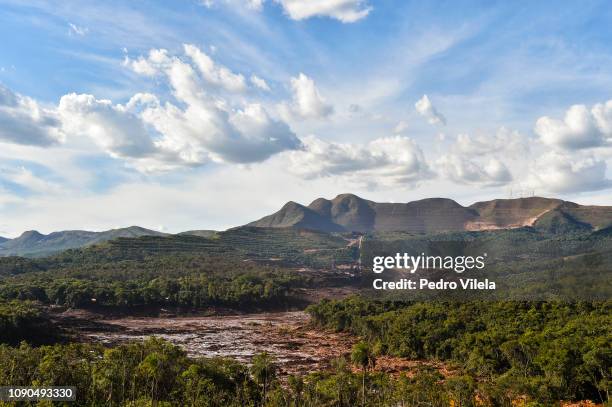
[248,194,612,233]
[0,236,8,244]
[0,226,166,257]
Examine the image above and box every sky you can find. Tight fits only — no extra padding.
[0,0,612,237]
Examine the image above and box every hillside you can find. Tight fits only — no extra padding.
[246,201,344,232]
[3,194,611,257]
[0,226,166,257]
[248,194,612,233]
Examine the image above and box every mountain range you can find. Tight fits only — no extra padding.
[0,226,167,257]
[248,193,612,233]
[2,194,611,257]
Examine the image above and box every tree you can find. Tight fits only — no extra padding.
[287,375,304,407]
[251,352,277,405]
[351,341,376,407]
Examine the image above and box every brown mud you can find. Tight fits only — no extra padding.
[56,309,451,378]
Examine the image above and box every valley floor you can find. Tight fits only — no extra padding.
[55,309,450,378]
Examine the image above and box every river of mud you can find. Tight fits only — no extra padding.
[58,309,451,377]
[66,311,353,375]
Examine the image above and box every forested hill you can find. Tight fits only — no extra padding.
[0,224,610,308]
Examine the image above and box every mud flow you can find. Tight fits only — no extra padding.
[74,311,355,375]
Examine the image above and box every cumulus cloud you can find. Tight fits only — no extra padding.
[126,45,247,93]
[0,84,64,146]
[63,45,300,171]
[124,48,168,76]
[281,73,333,120]
[250,74,270,91]
[124,47,301,168]
[58,93,158,159]
[184,44,247,92]
[0,44,301,173]
[535,100,612,150]
[526,151,611,193]
[437,155,512,187]
[415,94,446,126]
[289,135,432,186]
[274,0,372,23]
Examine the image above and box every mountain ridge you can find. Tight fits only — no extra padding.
[3,194,612,257]
[248,194,612,233]
[0,226,167,257]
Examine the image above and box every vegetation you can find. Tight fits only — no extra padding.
[351,341,376,407]
[0,264,303,310]
[0,227,609,405]
[0,250,342,310]
[360,228,612,300]
[307,297,611,404]
[0,300,60,345]
[1,336,590,407]
[0,227,360,311]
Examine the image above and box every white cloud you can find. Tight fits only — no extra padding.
[415,94,446,126]
[184,44,247,92]
[250,74,270,91]
[1,45,302,173]
[0,84,64,146]
[289,135,432,186]
[281,73,333,120]
[126,46,248,93]
[525,151,611,193]
[201,0,263,10]
[535,100,612,150]
[58,93,158,160]
[454,127,527,156]
[274,0,372,23]
[123,50,162,76]
[437,155,512,186]
[97,46,301,170]
[68,23,88,36]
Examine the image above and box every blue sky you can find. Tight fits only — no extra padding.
[0,0,611,236]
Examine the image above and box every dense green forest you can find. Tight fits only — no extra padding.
[360,228,612,301]
[0,251,353,310]
[0,337,574,407]
[0,296,609,405]
[0,258,305,309]
[0,228,359,310]
[307,297,611,404]
[0,300,61,345]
